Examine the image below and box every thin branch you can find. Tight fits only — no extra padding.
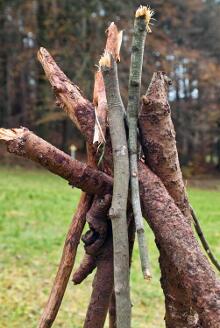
[190,206,220,272]
[100,53,131,328]
[0,128,112,196]
[38,193,92,328]
[127,5,153,279]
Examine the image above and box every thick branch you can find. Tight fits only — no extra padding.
[39,193,92,328]
[139,71,191,222]
[0,128,112,196]
[37,47,95,144]
[139,161,220,327]
[101,54,131,328]
[127,5,152,279]
[139,71,200,327]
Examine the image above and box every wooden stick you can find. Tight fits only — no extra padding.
[100,53,131,328]
[0,128,112,196]
[127,5,153,279]
[38,193,92,328]
[190,206,220,272]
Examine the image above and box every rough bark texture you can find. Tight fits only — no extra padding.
[0,128,112,196]
[127,7,150,279]
[139,71,191,223]
[139,71,196,326]
[101,56,131,328]
[38,193,92,328]
[139,161,220,327]
[83,237,114,328]
[38,47,95,144]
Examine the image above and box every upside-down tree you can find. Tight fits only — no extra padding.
[0,6,220,328]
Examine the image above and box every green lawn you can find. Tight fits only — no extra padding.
[0,167,219,328]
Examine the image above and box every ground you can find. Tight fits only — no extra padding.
[0,166,219,328]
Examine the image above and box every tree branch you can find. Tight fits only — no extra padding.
[38,193,92,328]
[190,206,220,272]
[139,71,198,326]
[100,53,131,328]
[37,47,95,144]
[0,128,112,196]
[127,5,153,279]
[139,161,220,327]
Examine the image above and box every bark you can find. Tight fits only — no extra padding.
[127,6,151,279]
[92,22,122,145]
[37,47,95,144]
[139,71,195,326]
[101,55,131,328]
[83,237,114,328]
[38,193,92,328]
[109,206,136,328]
[0,128,112,196]
[139,161,220,328]
[139,71,191,223]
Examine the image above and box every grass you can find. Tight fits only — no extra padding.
[0,166,219,328]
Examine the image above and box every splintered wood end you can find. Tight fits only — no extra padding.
[105,22,123,62]
[99,51,111,68]
[135,5,154,33]
[0,128,26,141]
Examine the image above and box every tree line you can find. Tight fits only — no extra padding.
[0,0,220,171]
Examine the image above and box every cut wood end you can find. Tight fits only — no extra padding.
[105,22,123,62]
[0,128,26,141]
[144,269,152,281]
[135,5,154,33]
[37,47,50,63]
[99,51,111,69]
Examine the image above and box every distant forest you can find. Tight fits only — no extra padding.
[1,0,220,171]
